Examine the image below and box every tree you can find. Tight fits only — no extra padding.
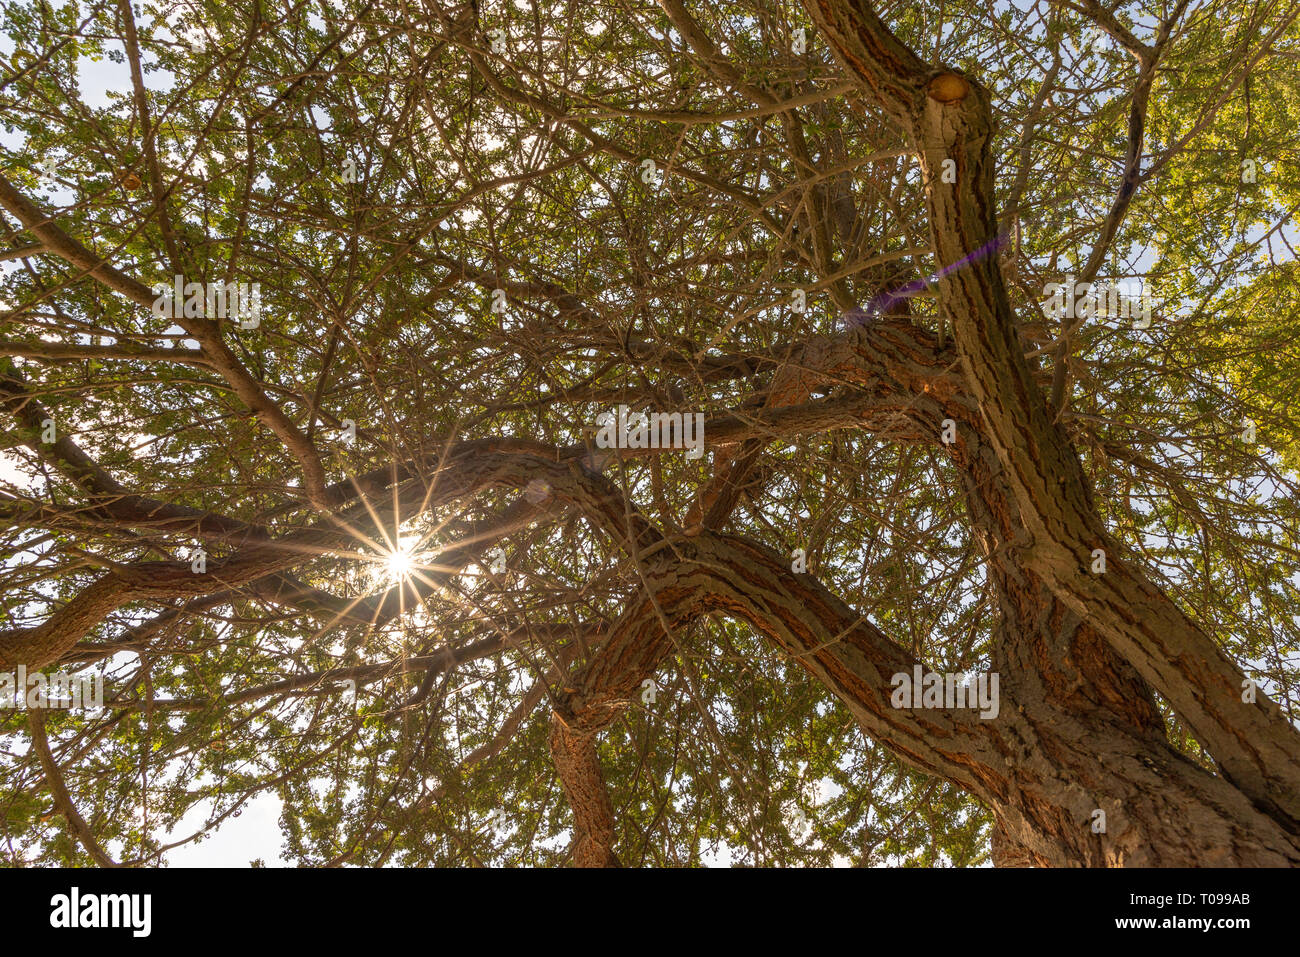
[1,0,1298,867]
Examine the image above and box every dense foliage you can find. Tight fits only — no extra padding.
[0,0,1297,866]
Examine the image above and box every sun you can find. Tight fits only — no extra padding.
[385,547,413,580]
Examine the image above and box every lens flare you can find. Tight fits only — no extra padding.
[385,548,413,579]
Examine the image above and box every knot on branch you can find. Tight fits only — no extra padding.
[927,73,971,104]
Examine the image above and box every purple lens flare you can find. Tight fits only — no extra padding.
[842,231,1010,329]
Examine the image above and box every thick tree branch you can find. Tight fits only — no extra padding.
[804,0,1300,830]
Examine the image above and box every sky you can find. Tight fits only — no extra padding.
[165,792,288,866]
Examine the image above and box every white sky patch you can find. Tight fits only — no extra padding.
[699,838,735,867]
[75,54,134,109]
[0,451,35,489]
[165,792,288,867]
[812,776,843,805]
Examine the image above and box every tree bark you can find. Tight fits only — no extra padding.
[763,0,1300,864]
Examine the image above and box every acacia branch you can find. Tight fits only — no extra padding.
[803,0,1300,829]
[0,173,333,510]
[28,709,123,867]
